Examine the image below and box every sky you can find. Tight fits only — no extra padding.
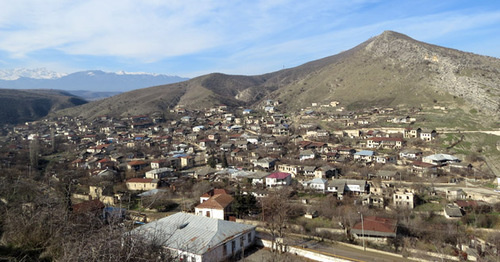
[0,0,499,78]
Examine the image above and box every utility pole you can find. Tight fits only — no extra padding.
[359,212,366,251]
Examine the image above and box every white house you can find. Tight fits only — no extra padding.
[130,212,256,262]
[354,150,375,162]
[299,150,316,161]
[145,167,174,179]
[366,137,403,149]
[399,149,422,160]
[126,178,159,191]
[253,157,277,170]
[195,190,234,220]
[248,171,270,185]
[420,129,437,141]
[422,154,460,165]
[326,179,369,199]
[277,164,301,177]
[192,125,205,132]
[302,178,328,192]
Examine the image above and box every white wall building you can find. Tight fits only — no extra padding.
[393,190,415,209]
[131,212,256,262]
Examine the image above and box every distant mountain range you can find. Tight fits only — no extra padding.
[55,31,499,124]
[0,68,66,80]
[0,69,189,92]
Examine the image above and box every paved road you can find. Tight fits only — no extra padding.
[257,231,413,262]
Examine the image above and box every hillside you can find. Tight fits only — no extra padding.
[270,31,500,114]
[0,89,87,125]
[54,31,499,122]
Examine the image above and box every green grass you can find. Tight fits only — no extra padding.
[440,133,499,157]
[483,183,496,189]
[417,108,486,130]
[414,203,443,212]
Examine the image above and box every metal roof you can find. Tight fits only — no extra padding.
[130,212,255,255]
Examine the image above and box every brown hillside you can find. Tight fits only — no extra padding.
[55,31,500,120]
[0,89,87,124]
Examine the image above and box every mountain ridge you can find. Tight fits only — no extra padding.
[37,31,500,123]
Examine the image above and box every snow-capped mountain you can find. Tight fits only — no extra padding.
[0,68,67,80]
[0,69,189,92]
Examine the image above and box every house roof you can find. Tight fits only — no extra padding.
[352,216,397,237]
[303,166,317,172]
[126,178,156,183]
[423,154,460,162]
[267,172,291,179]
[307,178,327,184]
[445,205,464,218]
[354,150,375,156]
[200,188,230,198]
[412,161,436,168]
[300,149,315,156]
[128,160,148,166]
[131,212,255,255]
[196,194,234,209]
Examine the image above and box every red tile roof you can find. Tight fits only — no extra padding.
[128,160,148,166]
[353,216,397,233]
[126,178,155,183]
[267,172,291,179]
[201,188,230,198]
[196,194,234,209]
[412,161,436,168]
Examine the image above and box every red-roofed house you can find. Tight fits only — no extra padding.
[97,158,115,169]
[352,216,397,240]
[127,160,149,171]
[200,189,231,203]
[411,161,438,174]
[265,172,292,187]
[195,192,234,220]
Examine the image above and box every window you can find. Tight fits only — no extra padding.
[223,244,227,256]
[248,233,252,241]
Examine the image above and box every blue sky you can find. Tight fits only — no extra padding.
[0,0,499,77]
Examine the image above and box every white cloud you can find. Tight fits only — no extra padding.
[0,0,383,60]
[0,1,224,59]
[0,0,499,75]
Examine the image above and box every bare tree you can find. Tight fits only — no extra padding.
[261,187,298,253]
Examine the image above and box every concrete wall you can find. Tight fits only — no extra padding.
[195,207,224,220]
[315,227,344,235]
[257,239,351,262]
[72,193,90,201]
